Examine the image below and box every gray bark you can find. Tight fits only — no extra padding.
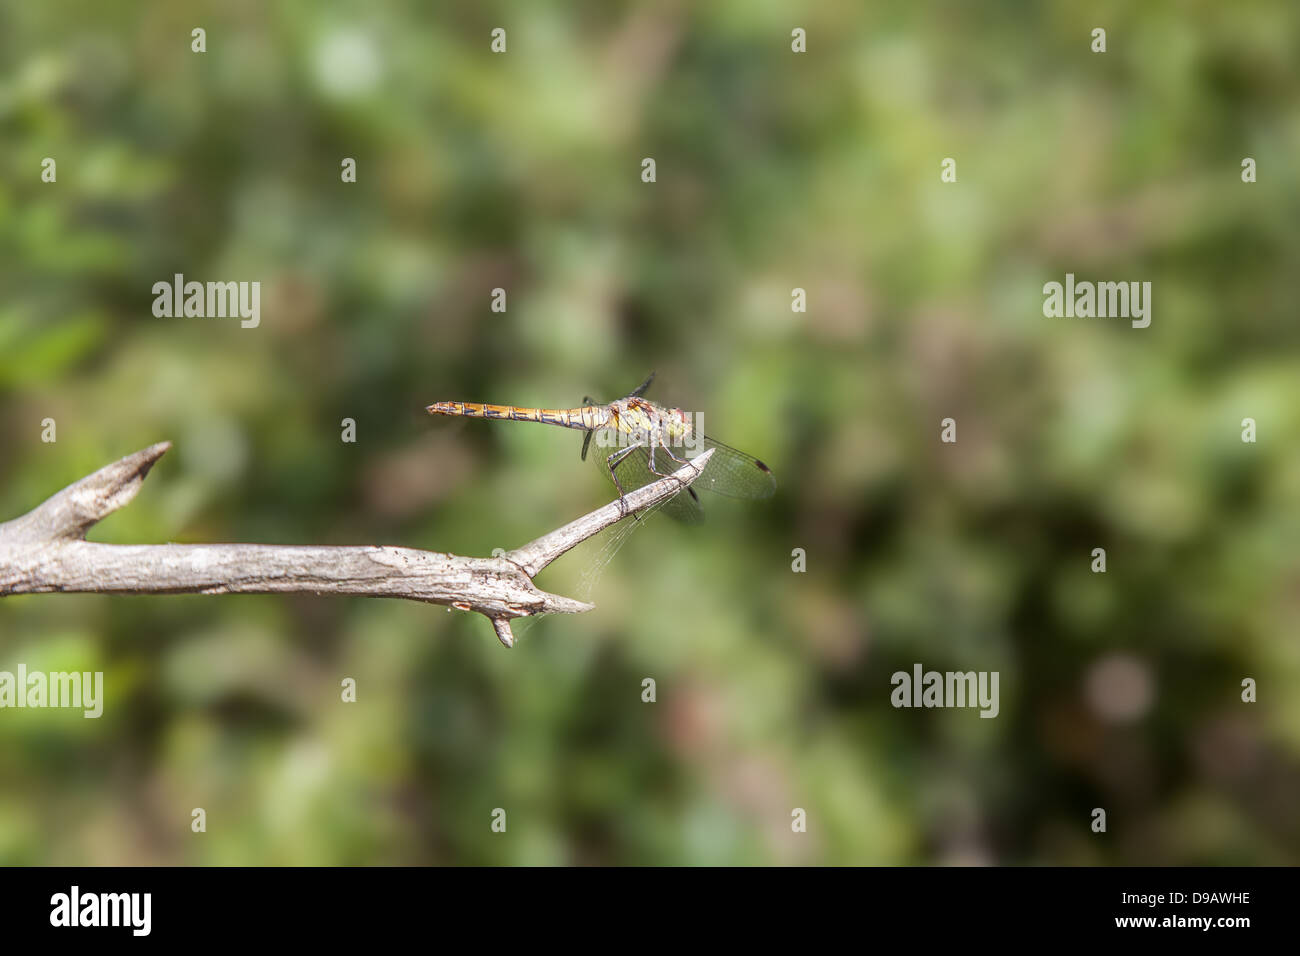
[0,442,712,647]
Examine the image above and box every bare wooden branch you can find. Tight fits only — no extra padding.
[0,441,172,546]
[505,448,713,578]
[0,443,712,648]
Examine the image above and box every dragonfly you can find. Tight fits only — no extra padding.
[426,373,776,522]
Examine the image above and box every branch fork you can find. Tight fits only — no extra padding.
[0,442,713,647]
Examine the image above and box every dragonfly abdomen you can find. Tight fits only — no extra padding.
[426,402,609,431]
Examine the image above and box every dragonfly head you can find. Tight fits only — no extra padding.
[662,407,696,445]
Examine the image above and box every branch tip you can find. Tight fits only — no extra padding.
[491,618,515,648]
[0,441,173,545]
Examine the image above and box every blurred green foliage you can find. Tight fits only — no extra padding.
[1,1,1298,864]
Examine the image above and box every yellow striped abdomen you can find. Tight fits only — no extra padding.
[426,402,609,431]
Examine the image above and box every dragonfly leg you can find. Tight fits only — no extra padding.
[605,444,639,497]
[647,439,696,512]
[647,440,664,477]
[630,372,655,398]
[648,437,691,477]
[660,440,690,466]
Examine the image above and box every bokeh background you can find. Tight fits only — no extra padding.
[2,1,1298,865]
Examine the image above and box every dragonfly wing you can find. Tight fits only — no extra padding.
[590,432,705,523]
[579,397,598,462]
[674,435,777,500]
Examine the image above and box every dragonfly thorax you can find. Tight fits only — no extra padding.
[608,397,694,448]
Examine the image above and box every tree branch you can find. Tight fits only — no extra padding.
[0,443,713,648]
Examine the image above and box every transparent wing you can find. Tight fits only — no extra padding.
[586,430,704,524]
[611,442,705,524]
[586,432,775,518]
[687,435,777,500]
